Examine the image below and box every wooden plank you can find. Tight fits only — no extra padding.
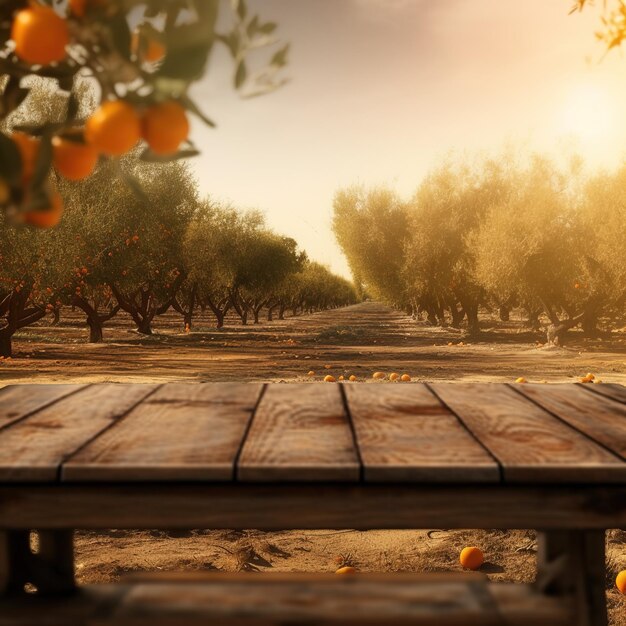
[537,531,607,626]
[345,384,499,482]
[0,579,572,626]
[516,384,626,460]
[0,384,157,482]
[237,384,359,481]
[63,384,262,482]
[1,484,625,530]
[0,385,83,431]
[430,383,625,483]
[577,382,626,405]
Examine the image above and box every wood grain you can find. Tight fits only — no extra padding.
[63,384,262,481]
[0,384,157,482]
[112,577,561,626]
[237,384,359,481]
[0,385,83,431]
[0,579,571,626]
[345,384,498,482]
[577,383,626,405]
[431,383,625,482]
[515,384,626,460]
[1,484,624,530]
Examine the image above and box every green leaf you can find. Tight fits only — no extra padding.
[179,95,216,128]
[247,15,259,38]
[216,31,240,58]
[158,43,212,81]
[259,22,278,35]
[235,59,247,88]
[0,132,22,186]
[109,13,132,61]
[236,0,247,21]
[140,147,200,162]
[271,43,290,67]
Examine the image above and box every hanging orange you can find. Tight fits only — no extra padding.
[11,6,69,65]
[52,137,99,180]
[142,101,189,155]
[23,192,64,229]
[12,132,40,183]
[85,101,141,156]
[131,30,166,63]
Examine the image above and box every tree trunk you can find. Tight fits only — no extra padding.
[525,309,541,331]
[0,327,12,358]
[137,319,153,335]
[498,305,510,322]
[51,307,61,326]
[87,315,104,343]
[450,304,464,328]
[278,304,285,320]
[215,311,225,329]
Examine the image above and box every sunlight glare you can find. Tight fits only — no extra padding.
[559,83,615,142]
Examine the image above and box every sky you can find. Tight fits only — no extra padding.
[187,0,626,278]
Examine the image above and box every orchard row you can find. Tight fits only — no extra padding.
[0,154,356,357]
[333,151,626,345]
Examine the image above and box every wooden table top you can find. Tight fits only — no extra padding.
[0,382,624,485]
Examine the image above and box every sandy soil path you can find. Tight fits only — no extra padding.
[2,301,626,385]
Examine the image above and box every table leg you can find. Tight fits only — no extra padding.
[536,529,607,626]
[36,530,76,595]
[0,529,75,597]
[0,530,31,596]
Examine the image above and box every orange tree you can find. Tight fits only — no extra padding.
[0,0,288,228]
[184,204,305,327]
[62,155,198,336]
[0,211,60,356]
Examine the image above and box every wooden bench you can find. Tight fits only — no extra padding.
[0,382,625,625]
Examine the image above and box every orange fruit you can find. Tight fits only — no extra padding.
[349,375,357,382]
[323,375,336,383]
[400,374,411,382]
[52,137,99,180]
[23,191,63,229]
[142,101,189,155]
[616,570,626,595]
[515,377,527,384]
[459,547,484,571]
[0,178,10,204]
[373,372,385,380]
[131,30,166,63]
[307,370,315,377]
[12,132,40,182]
[335,566,357,575]
[68,0,86,16]
[11,6,69,65]
[85,100,141,156]
[389,373,400,381]
[338,375,345,381]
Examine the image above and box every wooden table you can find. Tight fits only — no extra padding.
[0,382,625,626]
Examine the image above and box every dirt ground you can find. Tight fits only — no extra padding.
[3,301,626,623]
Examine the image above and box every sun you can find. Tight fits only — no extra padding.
[560,83,615,141]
